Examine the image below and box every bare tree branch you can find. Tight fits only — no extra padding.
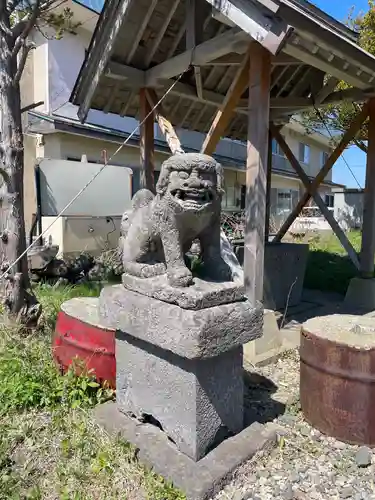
[11,0,41,58]
[354,138,368,153]
[13,39,35,85]
[20,100,44,113]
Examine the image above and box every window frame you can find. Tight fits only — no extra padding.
[299,143,310,165]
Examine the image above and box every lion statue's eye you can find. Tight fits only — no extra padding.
[178,171,189,180]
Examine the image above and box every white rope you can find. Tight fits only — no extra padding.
[0,73,186,281]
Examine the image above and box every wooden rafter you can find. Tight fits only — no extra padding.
[273,103,370,242]
[146,28,249,85]
[127,0,158,64]
[145,89,184,155]
[201,47,250,155]
[270,123,360,269]
[178,101,196,128]
[145,0,181,67]
[314,76,339,105]
[186,0,204,100]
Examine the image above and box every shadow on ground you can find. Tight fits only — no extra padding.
[243,370,285,426]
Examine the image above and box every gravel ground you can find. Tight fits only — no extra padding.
[215,349,375,500]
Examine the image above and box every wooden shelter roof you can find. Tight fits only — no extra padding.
[71,0,375,142]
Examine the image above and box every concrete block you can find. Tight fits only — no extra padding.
[263,243,309,310]
[344,277,375,313]
[234,242,309,310]
[94,401,278,500]
[244,309,281,363]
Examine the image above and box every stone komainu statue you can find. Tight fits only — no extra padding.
[119,153,232,287]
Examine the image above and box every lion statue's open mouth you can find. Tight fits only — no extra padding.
[170,187,214,207]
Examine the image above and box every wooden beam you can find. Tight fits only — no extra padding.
[280,6,375,82]
[244,42,271,305]
[106,62,146,86]
[145,0,181,67]
[360,98,375,277]
[273,103,369,242]
[313,76,339,106]
[201,48,250,155]
[203,0,290,55]
[270,123,360,269]
[284,42,370,89]
[167,21,186,59]
[145,89,184,155]
[146,28,248,86]
[186,0,204,99]
[139,88,155,192]
[205,54,244,66]
[77,0,134,122]
[126,0,158,64]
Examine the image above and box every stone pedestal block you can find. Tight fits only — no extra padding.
[99,285,263,461]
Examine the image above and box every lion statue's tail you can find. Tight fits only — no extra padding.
[120,188,155,239]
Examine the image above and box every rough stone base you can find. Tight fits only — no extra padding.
[344,277,375,313]
[117,333,244,461]
[99,285,263,359]
[94,401,278,500]
[122,273,245,310]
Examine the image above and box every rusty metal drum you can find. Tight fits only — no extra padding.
[300,315,375,446]
[53,297,116,388]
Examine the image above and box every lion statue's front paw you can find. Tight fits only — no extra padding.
[167,266,194,287]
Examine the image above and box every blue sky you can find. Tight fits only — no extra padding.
[313,0,369,188]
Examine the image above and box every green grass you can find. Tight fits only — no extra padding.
[303,230,363,295]
[0,282,185,500]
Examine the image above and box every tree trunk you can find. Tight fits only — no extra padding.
[0,33,41,325]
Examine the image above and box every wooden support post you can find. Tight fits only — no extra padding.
[201,48,250,155]
[274,103,369,242]
[270,124,360,269]
[360,98,375,277]
[264,130,273,243]
[139,88,155,192]
[244,43,271,305]
[145,89,184,155]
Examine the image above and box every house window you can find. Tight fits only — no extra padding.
[270,188,299,218]
[298,143,310,164]
[272,138,285,156]
[321,151,329,167]
[221,181,240,210]
[325,193,334,208]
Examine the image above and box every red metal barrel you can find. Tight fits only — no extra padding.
[300,315,375,446]
[53,297,116,388]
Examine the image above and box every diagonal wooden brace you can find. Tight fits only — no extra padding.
[270,123,360,269]
[273,104,369,242]
[145,89,185,155]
